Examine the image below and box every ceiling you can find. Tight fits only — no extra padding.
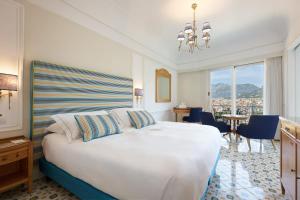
[29,0,299,71]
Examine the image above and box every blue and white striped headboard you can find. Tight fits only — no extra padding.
[30,61,133,158]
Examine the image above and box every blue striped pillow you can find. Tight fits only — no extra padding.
[127,110,156,129]
[74,114,121,142]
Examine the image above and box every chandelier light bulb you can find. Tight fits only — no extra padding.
[202,32,210,40]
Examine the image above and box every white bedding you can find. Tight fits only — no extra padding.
[42,121,221,200]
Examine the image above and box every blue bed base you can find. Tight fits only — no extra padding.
[39,152,220,200]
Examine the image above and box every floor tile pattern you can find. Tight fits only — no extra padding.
[205,137,290,200]
[0,137,291,200]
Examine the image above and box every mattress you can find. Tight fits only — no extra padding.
[42,121,221,200]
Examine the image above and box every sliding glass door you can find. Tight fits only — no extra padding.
[235,63,264,115]
[210,62,264,117]
[211,68,233,120]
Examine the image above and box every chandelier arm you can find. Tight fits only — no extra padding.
[177,2,211,54]
[178,41,182,51]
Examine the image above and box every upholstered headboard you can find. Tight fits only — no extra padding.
[30,61,133,158]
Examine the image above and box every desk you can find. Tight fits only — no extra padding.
[173,107,190,122]
[222,114,248,141]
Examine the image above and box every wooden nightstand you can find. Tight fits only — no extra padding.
[0,136,33,193]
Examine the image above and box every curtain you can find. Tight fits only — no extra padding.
[296,45,300,117]
[264,56,283,139]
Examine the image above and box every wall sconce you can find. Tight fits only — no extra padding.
[0,73,18,110]
[134,88,144,103]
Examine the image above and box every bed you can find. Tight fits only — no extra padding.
[30,61,221,200]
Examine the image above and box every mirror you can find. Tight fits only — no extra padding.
[156,68,171,102]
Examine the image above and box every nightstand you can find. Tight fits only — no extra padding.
[0,136,33,193]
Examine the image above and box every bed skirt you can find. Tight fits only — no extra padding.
[39,152,220,200]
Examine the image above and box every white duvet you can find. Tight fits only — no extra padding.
[42,121,221,200]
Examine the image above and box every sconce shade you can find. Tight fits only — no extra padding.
[134,88,144,97]
[0,73,18,91]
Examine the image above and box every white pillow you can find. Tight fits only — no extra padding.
[45,123,64,134]
[110,108,141,129]
[51,110,108,143]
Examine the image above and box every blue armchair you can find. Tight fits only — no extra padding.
[237,115,279,150]
[199,112,231,133]
[182,107,202,123]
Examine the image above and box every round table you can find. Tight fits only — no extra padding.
[222,114,249,141]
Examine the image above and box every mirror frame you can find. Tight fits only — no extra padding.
[155,68,171,103]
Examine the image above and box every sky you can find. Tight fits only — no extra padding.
[211,63,264,87]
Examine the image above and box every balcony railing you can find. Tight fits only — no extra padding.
[212,105,263,121]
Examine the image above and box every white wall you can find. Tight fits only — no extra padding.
[144,58,177,121]
[286,0,300,48]
[177,71,210,111]
[131,53,144,108]
[282,0,300,119]
[177,43,284,73]
[0,1,23,133]
[132,53,177,121]
[283,36,300,119]
[0,0,177,139]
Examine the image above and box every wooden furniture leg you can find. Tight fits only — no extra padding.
[233,120,240,142]
[27,142,33,193]
[246,138,251,151]
[271,139,276,150]
[281,183,285,194]
[223,119,232,139]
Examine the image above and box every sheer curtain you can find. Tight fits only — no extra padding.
[296,45,300,117]
[264,56,283,139]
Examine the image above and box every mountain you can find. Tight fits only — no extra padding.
[211,83,263,98]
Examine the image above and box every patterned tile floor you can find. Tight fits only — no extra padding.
[0,136,291,200]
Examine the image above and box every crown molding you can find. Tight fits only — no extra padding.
[27,0,177,69]
[286,35,300,51]
[177,42,285,73]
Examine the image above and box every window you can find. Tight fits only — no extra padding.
[210,62,264,117]
[235,63,264,115]
[211,68,233,120]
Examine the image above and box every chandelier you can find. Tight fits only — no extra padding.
[177,3,212,54]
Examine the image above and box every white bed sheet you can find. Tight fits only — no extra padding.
[42,121,221,200]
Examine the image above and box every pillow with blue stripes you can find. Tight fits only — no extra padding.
[127,110,156,129]
[74,114,122,142]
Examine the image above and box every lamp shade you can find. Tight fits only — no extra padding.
[184,23,193,34]
[202,22,212,33]
[0,73,18,91]
[177,31,185,41]
[134,88,144,97]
